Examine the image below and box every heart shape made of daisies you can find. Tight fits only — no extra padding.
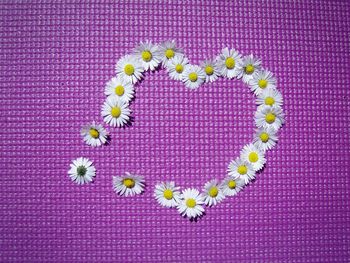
[71,40,284,220]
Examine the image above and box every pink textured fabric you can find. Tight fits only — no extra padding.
[0,1,349,262]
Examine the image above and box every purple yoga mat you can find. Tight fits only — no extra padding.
[0,1,349,262]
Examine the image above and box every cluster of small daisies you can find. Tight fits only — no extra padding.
[68,41,284,220]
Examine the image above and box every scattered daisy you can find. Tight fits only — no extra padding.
[154,181,182,208]
[134,41,162,71]
[104,77,134,103]
[200,59,220,83]
[238,54,262,83]
[220,176,245,196]
[253,127,278,152]
[216,47,243,79]
[81,121,108,147]
[255,105,284,130]
[227,157,255,184]
[182,65,206,89]
[159,40,183,66]
[256,88,283,108]
[101,96,131,127]
[177,188,205,219]
[113,172,145,197]
[248,70,277,95]
[68,157,96,185]
[166,54,189,81]
[240,144,266,171]
[115,55,144,84]
[202,179,225,207]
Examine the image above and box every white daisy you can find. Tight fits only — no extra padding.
[200,59,220,83]
[216,47,243,79]
[81,121,108,147]
[202,179,225,207]
[113,172,145,197]
[220,176,245,196]
[227,157,255,184]
[256,88,283,108]
[182,65,206,89]
[101,96,131,127]
[104,77,134,104]
[238,54,262,83]
[248,70,277,95]
[177,188,205,219]
[68,157,96,185]
[166,54,189,81]
[154,181,182,208]
[253,127,278,152]
[255,105,284,131]
[159,40,183,66]
[115,55,144,84]
[240,144,266,171]
[134,41,162,71]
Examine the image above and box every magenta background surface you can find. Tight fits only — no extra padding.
[1,1,349,262]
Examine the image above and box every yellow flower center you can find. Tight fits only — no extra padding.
[245,64,254,74]
[123,178,135,188]
[189,72,198,82]
[258,79,268,89]
[141,50,152,62]
[208,187,218,197]
[89,128,99,139]
[225,57,235,69]
[124,64,135,76]
[205,65,214,75]
[249,152,259,163]
[228,180,236,189]
[175,64,184,73]
[237,165,247,175]
[265,112,276,124]
[186,198,196,208]
[111,107,121,118]
[163,189,173,200]
[260,132,270,142]
[165,49,175,59]
[265,97,275,106]
[115,85,125,96]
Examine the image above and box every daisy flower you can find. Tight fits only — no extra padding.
[134,41,162,71]
[202,179,225,207]
[182,65,206,89]
[101,96,131,128]
[200,59,220,83]
[68,157,96,185]
[113,172,145,197]
[177,188,205,219]
[256,88,283,108]
[159,40,183,66]
[255,105,284,130]
[227,157,255,184]
[81,121,108,147]
[154,181,182,208]
[220,176,245,197]
[240,144,266,171]
[115,55,143,84]
[166,54,189,81]
[248,70,277,95]
[104,77,134,104]
[253,127,278,152]
[216,47,243,79]
[238,54,262,84]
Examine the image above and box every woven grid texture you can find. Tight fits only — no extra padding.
[1,1,349,262]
